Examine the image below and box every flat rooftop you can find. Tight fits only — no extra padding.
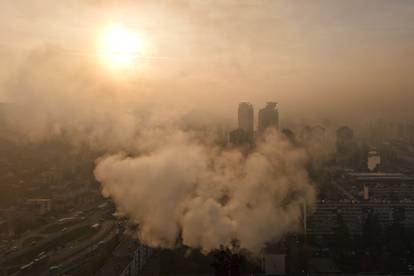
[347,172,414,182]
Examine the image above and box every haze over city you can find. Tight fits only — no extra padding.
[1,0,414,121]
[0,1,414,275]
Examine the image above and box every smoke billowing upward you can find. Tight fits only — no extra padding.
[95,130,314,253]
[2,46,316,254]
[4,0,414,255]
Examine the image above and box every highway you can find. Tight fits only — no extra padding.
[1,204,116,275]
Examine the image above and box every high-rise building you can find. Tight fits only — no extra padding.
[258,102,279,133]
[238,102,254,139]
[336,126,354,153]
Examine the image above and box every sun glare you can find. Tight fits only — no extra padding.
[99,23,143,70]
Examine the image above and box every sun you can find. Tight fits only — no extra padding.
[98,23,143,70]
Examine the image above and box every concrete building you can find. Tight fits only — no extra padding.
[258,102,279,133]
[238,102,254,139]
[346,172,414,201]
[307,201,414,237]
[120,244,153,276]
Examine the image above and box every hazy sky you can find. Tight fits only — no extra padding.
[1,0,413,252]
[1,0,414,121]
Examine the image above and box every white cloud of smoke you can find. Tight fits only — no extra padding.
[95,129,314,253]
[3,33,316,255]
[4,0,414,253]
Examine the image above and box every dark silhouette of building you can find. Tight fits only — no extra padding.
[258,102,279,133]
[336,126,354,153]
[335,126,368,169]
[212,249,241,276]
[238,102,254,140]
[229,128,250,145]
[299,125,326,144]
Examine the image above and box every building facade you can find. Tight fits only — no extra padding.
[238,102,254,139]
[258,102,279,133]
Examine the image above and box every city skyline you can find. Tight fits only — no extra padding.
[1,1,414,275]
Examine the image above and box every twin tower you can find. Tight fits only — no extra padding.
[230,102,279,144]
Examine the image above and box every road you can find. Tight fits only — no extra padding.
[1,204,115,275]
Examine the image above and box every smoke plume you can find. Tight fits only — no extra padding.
[2,46,316,254]
[3,0,414,253]
[94,129,314,253]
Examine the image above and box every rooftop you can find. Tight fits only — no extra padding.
[347,172,414,182]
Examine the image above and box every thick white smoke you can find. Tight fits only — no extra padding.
[4,46,315,254]
[94,129,314,253]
